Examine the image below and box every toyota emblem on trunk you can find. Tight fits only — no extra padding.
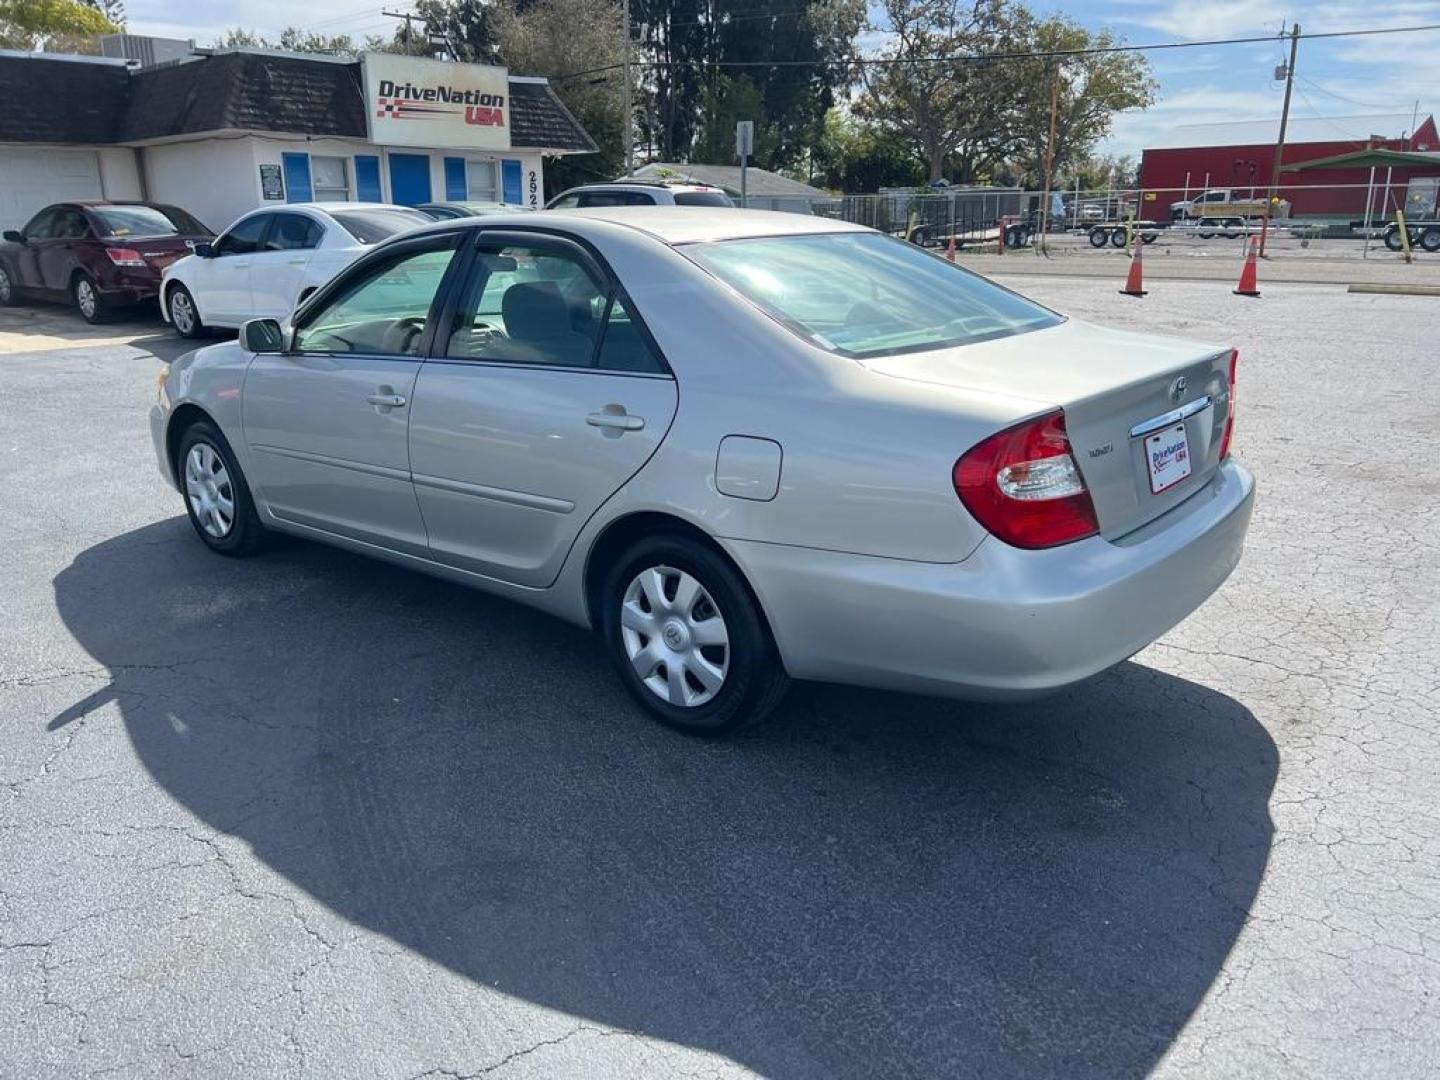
[1170,376,1187,401]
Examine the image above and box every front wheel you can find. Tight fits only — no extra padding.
[168,283,205,339]
[73,273,108,324]
[176,420,267,556]
[1089,227,1108,248]
[601,535,789,735]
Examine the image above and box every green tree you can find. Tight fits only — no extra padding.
[0,0,118,50]
[491,0,627,190]
[213,26,387,57]
[80,0,124,27]
[854,0,1022,183]
[1007,17,1155,188]
[808,109,924,192]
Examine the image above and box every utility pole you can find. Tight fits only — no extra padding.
[621,0,634,178]
[1260,22,1300,257]
[1037,61,1061,255]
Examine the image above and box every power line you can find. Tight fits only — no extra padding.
[548,20,1440,83]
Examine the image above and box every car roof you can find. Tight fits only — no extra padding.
[566,181,725,193]
[548,207,868,245]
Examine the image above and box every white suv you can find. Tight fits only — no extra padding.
[546,181,734,209]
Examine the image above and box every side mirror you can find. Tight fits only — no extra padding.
[3,230,23,244]
[192,241,214,257]
[240,318,285,354]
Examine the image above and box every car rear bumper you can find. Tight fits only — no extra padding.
[722,459,1255,701]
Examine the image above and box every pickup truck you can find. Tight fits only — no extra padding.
[1170,189,1290,224]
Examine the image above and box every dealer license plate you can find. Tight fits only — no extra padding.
[1145,422,1192,494]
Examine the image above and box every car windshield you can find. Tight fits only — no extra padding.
[329,208,431,244]
[92,205,210,238]
[673,191,733,207]
[684,232,1062,358]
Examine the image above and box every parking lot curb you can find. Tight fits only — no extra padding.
[1346,283,1440,296]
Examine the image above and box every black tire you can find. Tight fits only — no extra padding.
[1110,228,1128,248]
[73,272,109,324]
[167,282,206,339]
[1089,227,1108,248]
[0,263,16,306]
[600,533,789,735]
[1420,227,1440,254]
[1384,227,1405,252]
[175,419,267,557]
[1141,233,1157,245]
[1223,218,1242,239]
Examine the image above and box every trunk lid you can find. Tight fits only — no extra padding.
[103,234,206,273]
[862,319,1233,539]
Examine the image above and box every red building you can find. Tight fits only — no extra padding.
[1139,112,1439,224]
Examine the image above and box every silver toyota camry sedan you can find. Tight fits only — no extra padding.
[150,208,1255,733]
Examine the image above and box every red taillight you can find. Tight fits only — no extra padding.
[106,247,146,267]
[1219,348,1238,460]
[953,409,1100,550]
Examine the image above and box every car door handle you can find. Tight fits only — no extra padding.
[586,411,644,432]
[366,393,408,408]
[231,260,250,268]
[286,257,306,265]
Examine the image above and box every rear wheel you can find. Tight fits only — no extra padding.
[73,273,108,324]
[600,534,789,735]
[1420,227,1440,253]
[1110,228,1128,248]
[1384,227,1405,252]
[1089,227,1108,248]
[0,264,14,306]
[1223,218,1243,239]
[176,420,267,556]
[168,283,205,339]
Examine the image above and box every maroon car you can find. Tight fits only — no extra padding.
[0,202,212,323]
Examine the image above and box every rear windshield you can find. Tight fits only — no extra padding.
[330,208,431,244]
[673,191,734,207]
[93,205,210,238]
[684,232,1062,358]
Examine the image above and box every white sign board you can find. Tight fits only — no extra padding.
[362,52,511,151]
[735,120,754,158]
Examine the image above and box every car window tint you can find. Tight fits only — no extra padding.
[594,294,665,374]
[328,208,429,244]
[673,191,733,207]
[577,191,654,207]
[446,243,606,367]
[294,236,459,357]
[265,213,322,251]
[23,208,58,239]
[548,195,580,209]
[52,210,90,239]
[685,232,1062,359]
[215,215,268,256]
[92,205,202,238]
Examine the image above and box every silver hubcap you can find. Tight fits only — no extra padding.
[171,291,194,334]
[184,442,235,539]
[77,279,95,318]
[621,565,730,708]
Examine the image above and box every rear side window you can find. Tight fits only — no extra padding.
[673,191,733,207]
[92,205,208,237]
[329,208,430,244]
[215,215,268,256]
[577,191,655,207]
[265,213,324,251]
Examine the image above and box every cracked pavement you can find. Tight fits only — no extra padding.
[1,278,1437,1078]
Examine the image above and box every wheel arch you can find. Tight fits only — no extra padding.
[164,402,219,484]
[581,511,782,656]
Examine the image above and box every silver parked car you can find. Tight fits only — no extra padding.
[149,208,1254,733]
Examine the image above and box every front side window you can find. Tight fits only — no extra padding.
[684,232,1061,359]
[265,213,323,251]
[215,215,268,256]
[446,241,664,373]
[52,209,90,239]
[294,236,459,357]
[23,208,58,239]
[311,156,350,201]
[548,194,580,210]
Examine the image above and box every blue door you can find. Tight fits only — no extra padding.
[502,159,523,204]
[354,155,382,202]
[281,153,312,202]
[387,154,432,205]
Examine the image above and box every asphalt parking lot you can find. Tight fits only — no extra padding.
[2,276,1438,1080]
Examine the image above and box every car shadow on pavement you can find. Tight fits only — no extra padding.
[51,520,1278,1080]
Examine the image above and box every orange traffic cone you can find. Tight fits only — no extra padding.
[1233,238,1260,297]
[1119,236,1146,297]
[945,235,957,263]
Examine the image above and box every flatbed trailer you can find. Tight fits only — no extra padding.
[1086,219,1323,247]
[1382,220,1440,253]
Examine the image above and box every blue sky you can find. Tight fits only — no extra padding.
[124,0,1440,157]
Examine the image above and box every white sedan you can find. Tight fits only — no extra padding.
[160,202,431,338]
